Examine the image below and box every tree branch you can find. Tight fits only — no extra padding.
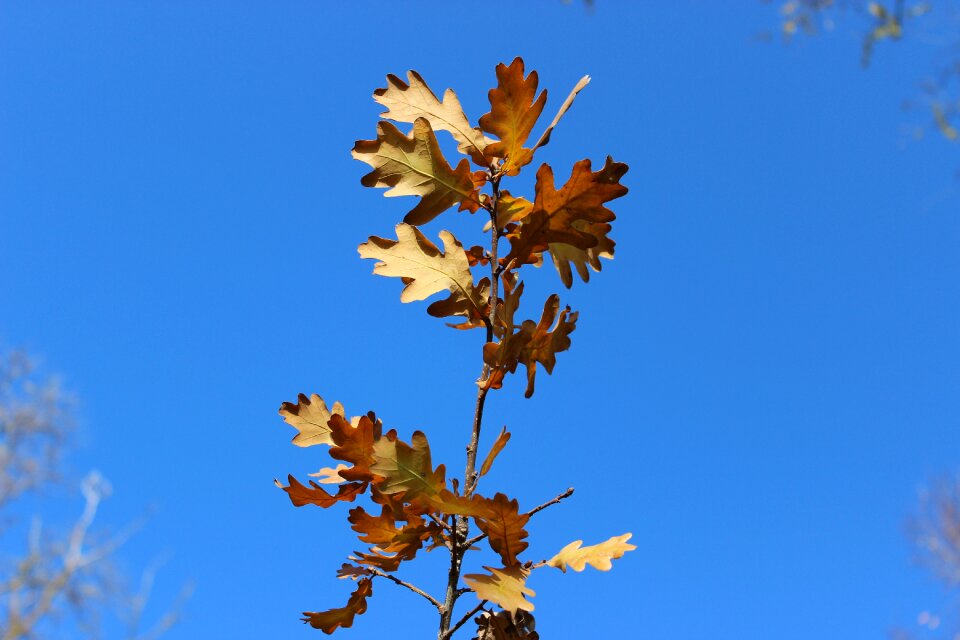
[442,600,488,640]
[368,568,442,611]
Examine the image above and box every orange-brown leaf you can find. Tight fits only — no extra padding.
[336,563,372,580]
[276,475,366,508]
[302,577,372,633]
[352,118,482,226]
[546,533,636,573]
[479,427,511,477]
[484,294,578,398]
[329,413,382,483]
[480,58,546,176]
[505,157,628,268]
[348,506,432,561]
[474,610,539,640]
[463,566,535,613]
[473,492,529,566]
[279,393,343,448]
[548,219,615,288]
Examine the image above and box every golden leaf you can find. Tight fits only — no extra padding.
[548,219,615,288]
[302,577,372,633]
[374,70,490,165]
[279,393,344,448]
[309,463,352,484]
[546,533,636,573]
[480,58,547,176]
[359,224,485,320]
[463,566,535,613]
[352,118,483,225]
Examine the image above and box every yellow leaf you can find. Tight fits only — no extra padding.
[352,118,483,226]
[278,393,344,448]
[463,566,535,613]
[359,224,484,317]
[374,70,490,165]
[308,463,352,484]
[479,427,511,477]
[546,533,636,573]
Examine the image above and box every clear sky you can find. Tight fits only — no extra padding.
[2,2,959,639]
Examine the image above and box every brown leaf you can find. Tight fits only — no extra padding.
[463,566,535,613]
[473,492,529,566]
[479,427,511,477]
[548,219,615,288]
[370,430,447,499]
[336,563,372,580]
[359,225,485,325]
[531,74,591,153]
[546,533,636,573]
[480,58,547,176]
[348,506,433,561]
[302,577,372,633]
[484,294,578,398]
[275,475,366,508]
[352,118,483,226]
[505,157,628,269]
[374,70,490,165]
[279,393,343,448]
[428,277,491,331]
[329,413,382,483]
[474,610,539,640]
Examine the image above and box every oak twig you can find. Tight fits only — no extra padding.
[442,600,488,640]
[368,568,442,610]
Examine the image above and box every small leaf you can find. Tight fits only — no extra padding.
[479,427,511,477]
[480,58,547,176]
[309,464,352,484]
[473,492,529,566]
[546,533,636,573]
[531,74,590,153]
[302,577,372,633]
[336,563,372,580]
[463,566,535,613]
[352,118,483,226]
[275,475,366,508]
[279,393,344,448]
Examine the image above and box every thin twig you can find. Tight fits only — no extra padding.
[465,487,575,547]
[428,514,453,533]
[368,568,442,610]
[442,600,488,640]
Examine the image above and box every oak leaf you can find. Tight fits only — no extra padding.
[480,58,546,176]
[474,610,539,640]
[348,506,434,561]
[352,118,482,226]
[279,393,344,448]
[479,427,511,477]
[473,492,529,566]
[302,577,372,633]
[309,464,352,484]
[359,225,485,324]
[374,70,490,165]
[427,277,491,331]
[548,219,615,288]
[546,533,636,573]
[505,157,628,269]
[329,413,382,483]
[370,430,447,499]
[530,74,591,153]
[484,294,578,398]
[275,475,366,508]
[463,566,535,613]
[336,563,372,580]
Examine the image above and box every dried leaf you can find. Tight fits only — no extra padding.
[546,533,636,573]
[505,157,628,269]
[531,74,591,153]
[275,475,366,508]
[370,431,446,498]
[279,393,344,448]
[480,58,547,176]
[548,219,615,288]
[329,413,382,483]
[359,225,485,323]
[336,563,372,580]
[374,70,490,164]
[474,610,539,640]
[428,277,491,331]
[309,463,352,484]
[352,118,482,226]
[302,577,372,633]
[479,427,511,477]
[473,492,529,566]
[484,294,578,398]
[463,566,535,613]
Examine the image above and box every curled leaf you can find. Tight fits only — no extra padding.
[302,577,372,633]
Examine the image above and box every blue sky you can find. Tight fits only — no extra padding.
[2,2,959,639]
